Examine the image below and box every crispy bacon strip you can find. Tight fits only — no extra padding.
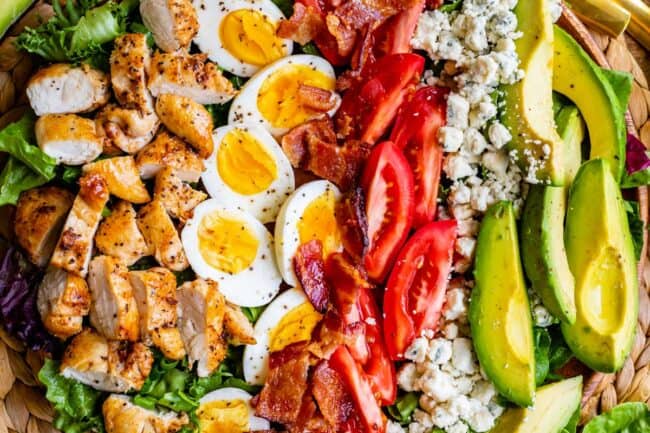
[294,240,330,313]
[297,84,338,112]
[277,2,325,45]
[335,187,369,262]
[312,360,356,430]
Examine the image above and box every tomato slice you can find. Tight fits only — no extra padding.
[329,345,386,433]
[383,220,457,360]
[390,86,449,228]
[336,53,425,145]
[294,0,349,66]
[361,141,414,282]
[372,0,425,57]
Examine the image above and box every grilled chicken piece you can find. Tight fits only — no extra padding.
[177,279,227,377]
[26,63,110,116]
[96,104,160,154]
[35,114,103,165]
[88,255,140,341]
[224,303,256,346]
[95,201,152,266]
[153,167,206,222]
[50,174,109,277]
[148,51,236,105]
[103,395,189,433]
[83,156,150,204]
[61,329,153,392]
[129,268,186,360]
[14,186,74,267]
[154,94,214,158]
[110,34,153,111]
[137,200,189,271]
[37,267,91,340]
[139,0,198,52]
[136,130,203,182]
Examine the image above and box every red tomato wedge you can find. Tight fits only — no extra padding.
[372,0,425,57]
[383,220,457,360]
[336,53,425,145]
[390,86,449,228]
[329,345,386,433]
[361,141,415,282]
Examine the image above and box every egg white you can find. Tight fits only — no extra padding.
[198,387,270,430]
[274,180,342,287]
[201,123,295,224]
[228,55,341,137]
[243,288,311,385]
[182,199,282,307]
[192,0,293,77]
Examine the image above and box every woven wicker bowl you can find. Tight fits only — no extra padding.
[0,1,649,431]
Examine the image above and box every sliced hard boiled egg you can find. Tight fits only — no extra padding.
[201,123,295,224]
[243,288,323,385]
[192,0,292,77]
[229,55,340,137]
[275,180,342,286]
[197,387,270,433]
[182,199,281,307]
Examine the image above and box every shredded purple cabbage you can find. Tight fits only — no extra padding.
[626,133,650,174]
[0,246,57,352]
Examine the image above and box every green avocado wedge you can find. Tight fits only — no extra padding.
[552,26,628,181]
[0,0,34,38]
[562,159,638,372]
[491,376,582,433]
[470,201,535,407]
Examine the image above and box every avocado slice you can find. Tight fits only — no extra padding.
[553,26,628,181]
[491,376,582,432]
[520,105,585,324]
[470,201,535,407]
[501,0,566,186]
[562,159,638,372]
[0,0,34,38]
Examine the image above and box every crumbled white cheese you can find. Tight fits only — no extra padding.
[447,93,471,129]
[398,363,419,392]
[428,338,454,364]
[440,126,465,152]
[405,337,430,363]
[452,338,478,374]
[387,420,406,433]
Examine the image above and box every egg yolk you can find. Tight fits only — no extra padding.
[217,128,278,195]
[198,212,259,274]
[220,9,285,67]
[198,400,249,433]
[297,189,341,257]
[269,302,322,352]
[257,64,335,129]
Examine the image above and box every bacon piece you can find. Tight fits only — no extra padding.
[277,3,325,45]
[269,341,311,370]
[312,361,356,431]
[335,188,369,262]
[288,394,332,433]
[294,241,330,313]
[282,117,336,167]
[297,84,338,112]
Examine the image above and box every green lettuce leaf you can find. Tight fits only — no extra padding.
[0,157,48,206]
[387,392,419,425]
[600,68,633,114]
[0,113,56,179]
[583,402,650,433]
[534,327,551,385]
[623,200,645,261]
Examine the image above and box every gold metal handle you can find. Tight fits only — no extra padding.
[614,0,650,50]
[564,0,631,38]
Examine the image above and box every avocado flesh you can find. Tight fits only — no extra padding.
[561,159,638,372]
[502,0,566,186]
[470,201,535,407]
[491,376,582,433]
[552,26,627,181]
[0,0,34,38]
[520,105,585,324]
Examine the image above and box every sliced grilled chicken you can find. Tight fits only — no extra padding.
[83,156,150,204]
[96,104,160,154]
[177,279,227,377]
[14,186,74,267]
[26,63,110,116]
[88,255,140,341]
[224,303,256,346]
[61,329,153,392]
[95,201,152,266]
[50,174,109,277]
[148,51,236,104]
[155,94,213,158]
[35,114,103,165]
[103,394,189,433]
[37,267,90,340]
[137,200,189,271]
[139,0,198,53]
[129,268,186,360]
[110,33,153,111]
[153,167,206,222]
[136,130,203,182]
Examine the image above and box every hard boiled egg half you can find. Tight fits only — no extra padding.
[201,123,294,224]
[229,55,340,137]
[197,387,270,433]
[192,0,292,77]
[275,180,342,287]
[243,288,323,385]
[182,199,281,307]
